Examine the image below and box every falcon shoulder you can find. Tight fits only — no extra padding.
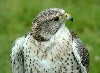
[11,36,25,73]
[70,30,89,73]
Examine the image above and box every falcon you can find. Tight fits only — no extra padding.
[11,8,89,73]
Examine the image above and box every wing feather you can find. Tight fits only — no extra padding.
[11,36,25,73]
[70,30,89,73]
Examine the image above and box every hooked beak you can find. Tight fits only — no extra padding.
[65,13,73,22]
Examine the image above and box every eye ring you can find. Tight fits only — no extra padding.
[54,16,59,21]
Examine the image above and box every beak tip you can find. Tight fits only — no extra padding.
[70,18,73,22]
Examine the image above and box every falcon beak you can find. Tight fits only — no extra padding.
[65,13,73,22]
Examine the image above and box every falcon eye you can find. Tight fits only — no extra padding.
[54,16,59,21]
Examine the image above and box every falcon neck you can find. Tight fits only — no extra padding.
[52,22,71,40]
[31,22,68,42]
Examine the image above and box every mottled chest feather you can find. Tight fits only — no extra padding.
[22,27,80,73]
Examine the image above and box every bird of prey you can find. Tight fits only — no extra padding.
[11,8,89,73]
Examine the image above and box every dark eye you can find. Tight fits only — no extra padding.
[54,16,59,21]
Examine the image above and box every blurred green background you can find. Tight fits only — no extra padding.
[0,0,100,73]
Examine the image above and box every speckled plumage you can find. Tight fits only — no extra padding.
[11,8,89,73]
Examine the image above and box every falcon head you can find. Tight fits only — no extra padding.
[31,8,73,41]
